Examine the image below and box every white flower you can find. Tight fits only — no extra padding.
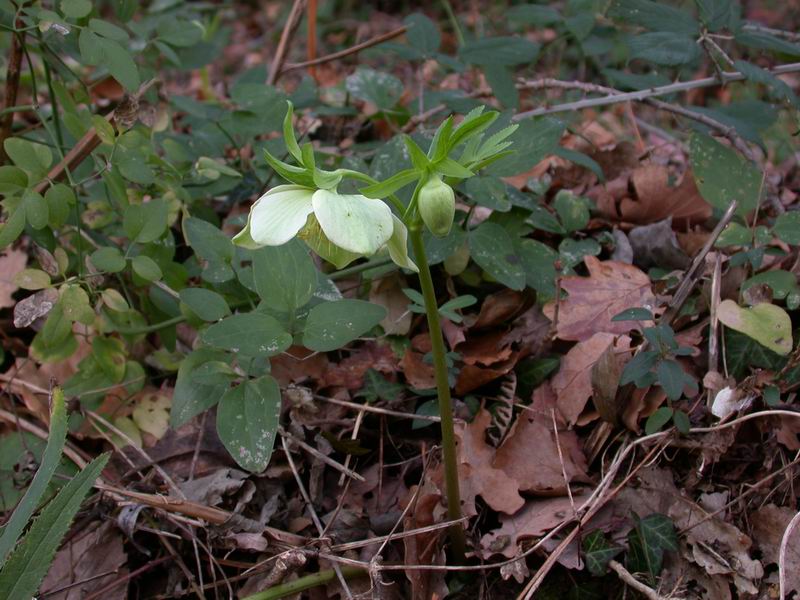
[234,185,417,271]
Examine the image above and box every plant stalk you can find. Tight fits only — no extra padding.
[408,226,467,561]
[242,566,366,600]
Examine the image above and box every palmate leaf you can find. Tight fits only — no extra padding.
[626,513,678,580]
[0,453,109,600]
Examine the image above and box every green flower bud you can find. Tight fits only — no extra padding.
[418,175,455,237]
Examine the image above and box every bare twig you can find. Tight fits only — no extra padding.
[279,426,365,481]
[608,560,678,600]
[313,393,442,422]
[284,26,408,72]
[267,0,307,85]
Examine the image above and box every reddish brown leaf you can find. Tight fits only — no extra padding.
[543,256,656,341]
[0,248,26,309]
[492,383,589,494]
[455,408,524,517]
[551,332,631,426]
[401,333,436,390]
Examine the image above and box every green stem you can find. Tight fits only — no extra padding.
[242,566,366,600]
[408,226,467,561]
[329,256,392,280]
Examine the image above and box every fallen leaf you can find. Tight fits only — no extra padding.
[751,504,800,597]
[369,273,412,335]
[401,334,436,390]
[323,341,397,390]
[40,522,127,600]
[402,477,448,600]
[544,257,657,341]
[718,300,793,355]
[623,165,711,226]
[0,248,26,309]
[551,332,631,425]
[454,408,524,517]
[132,389,171,440]
[628,217,691,270]
[178,468,247,506]
[480,495,582,559]
[13,288,59,328]
[472,289,529,329]
[493,382,589,494]
[270,346,329,386]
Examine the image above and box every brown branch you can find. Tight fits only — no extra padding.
[608,560,678,600]
[0,28,26,161]
[283,26,408,73]
[267,0,307,86]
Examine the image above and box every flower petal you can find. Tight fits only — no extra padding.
[312,190,393,255]
[299,215,360,269]
[386,215,418,272]
[248,185,315,246]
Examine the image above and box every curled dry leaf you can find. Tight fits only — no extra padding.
[13,288,59,328]
[544,256,657,342]
[401,333,436,390]
[751,504,800,597]
[551,332,631,426]
[369,273,412,335]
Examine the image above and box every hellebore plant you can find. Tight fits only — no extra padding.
[235,101,516,558]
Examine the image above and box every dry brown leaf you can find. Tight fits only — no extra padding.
[0,248,26,309]
[402,477,448,600]
[40,521,127,600]
[751,504,800,596]
[493,382,589,495]
[401,333,436,390]
[479,495,580,559]
[270,346,329,386]
[472,289,528,329]
[622,165,711,226]
[551,332,631,426]
[455,355,518,396]
[369,273,412,335]
[543,256,656,342]
[454,408,524,517]
[323,341,396,390]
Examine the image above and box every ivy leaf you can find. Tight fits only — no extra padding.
[216,376,281,472]
[626,513,678,578]
[302,300,387,352]
[583,530,624,576]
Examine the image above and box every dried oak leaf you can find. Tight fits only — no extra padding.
[454,408,524,517]
[401,334,436,390]
[472,289,529,329]
[543,256,656,342]
[493,382,590,495]
[551,332,631,426]
[369,273,412,335]
[402,477,448,600]
[323,341,397,390]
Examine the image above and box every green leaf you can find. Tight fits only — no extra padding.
[773,212,800,245]
[742,270,800,303]
[44,184,74,228]
[345,68,403,110]
[179,288,231,322]
[0,166,28,194]
[488,117,565,177]
[553,190,590,233]
[690,133,762,215]
[469,222,526,290]
[484,66,518,109]
[79,29,104,64]
[609,0,700,35]
[507,4,562,25]
[0,453,109,600]
[61,284,94,325]
[61,0,92,18]
[14,269,51,291]
[216,376,281,472]
[628,32,700,66]
[696,0,738,31]
[124,200,168,243]
[282,101,303,163]
[132,255,162,281]
[612,308,655,322]
[0,389,67,567]
[672,409,690,434]
[516,238,557,297]
[360,168,419,199]
[582,530,624,576]
[621,350,659,386]
[626,513,678,577]
[657,359,687,400]
[172,348,230,426]
[4,138,52,180]
[403,136,430,171]
[302,299,387,352]
[717,300,792,355]
[404,13,440,56]
[736,31,800,58]
[459,36,540,66]
[23,191,48,230]
[88,18,129,41]
[90,246,126,273]
[203,313,292,356]
[0,207,27,250]
[252,240,316,314]
[645,407,674,435]
[99,38,140,91]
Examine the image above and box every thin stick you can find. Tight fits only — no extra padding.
[707,252,723,408]
[280,436,354,600]
[305,0,318,80]
[267,0,307,85]
[279,426,365,482]
[608,560,677,600]
[779,510,800,600]
[0,25,25,161]
[283,26,408,72]
[314,393,441,422]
